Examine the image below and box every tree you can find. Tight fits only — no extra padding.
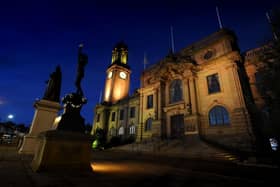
[92,128,106,149]
[257,9,280,152]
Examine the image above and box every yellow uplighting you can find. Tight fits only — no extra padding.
[113,86,122,100]
[104,84,111,102]
[91,162,165,174]
[53,116,62,129]
[121,54,127,64]
[111,54,116,63]
[91,162,128,173]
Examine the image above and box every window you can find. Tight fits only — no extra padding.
[145,118,152,131]
[147,95,153,109]
[170,79,183,103]
[207,73,221,94]
[111,112,116,121]
[119,109,124,120]
[130,107,136,118]
[96,114,100,122]
[118,126,124,135]
[209,106,230,126]
[129,125,136,134]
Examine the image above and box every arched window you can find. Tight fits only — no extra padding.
[209,106,230,126]
[118,126,124,135]
[170,79,183,103]
[145,118,152,131]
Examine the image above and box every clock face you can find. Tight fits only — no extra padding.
[108,71,113,79]
[119,71,127,79]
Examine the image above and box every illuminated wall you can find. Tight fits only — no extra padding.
[103,65,131,103]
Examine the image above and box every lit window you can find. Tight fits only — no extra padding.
[129,125,136,134]
[207,73,221,94]
[118,126,124,135]
[209,106,230,126]
[147,95,153,109]
[170,79,183,103]
[145,118,152,131]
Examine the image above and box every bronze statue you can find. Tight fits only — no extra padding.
[56,44,88,133]
[43,65,62,102]
[75,44,88,96]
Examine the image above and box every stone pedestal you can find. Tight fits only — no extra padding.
[18,99,61,154]
[31,130,92,172]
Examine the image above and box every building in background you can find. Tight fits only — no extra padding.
[91,29,270,152]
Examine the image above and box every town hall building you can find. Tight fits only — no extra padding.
[91,28,262,152]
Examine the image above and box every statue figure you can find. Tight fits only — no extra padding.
[75,44,88,96]
[56,44,88,133]
[43,65,62,102]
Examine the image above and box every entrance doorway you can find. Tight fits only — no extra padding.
[170,114,185,138]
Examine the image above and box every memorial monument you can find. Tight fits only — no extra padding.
[18,66,62,154]
[31,44,92,172]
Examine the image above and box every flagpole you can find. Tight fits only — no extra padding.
[98,90,102,103]
[170,26,175,53]
[216,6,223,29]
[266,11,278,41]
[143,52,148,70]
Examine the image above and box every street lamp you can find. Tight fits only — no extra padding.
[7,114,14,120]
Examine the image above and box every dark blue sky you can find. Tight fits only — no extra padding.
[0,0,279,126]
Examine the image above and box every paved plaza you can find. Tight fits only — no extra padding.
[0,144,279,187]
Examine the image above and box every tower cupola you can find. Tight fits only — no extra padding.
[111,41,128,65]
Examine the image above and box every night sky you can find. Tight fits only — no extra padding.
[0,0,279,126]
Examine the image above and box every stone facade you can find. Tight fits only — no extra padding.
[92,93,139,141]
[92,29,261,152]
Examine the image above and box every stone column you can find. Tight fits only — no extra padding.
[136,89,144,142]
[154,87,158,120]
[189,77,197,114]
[18,99,61,154]
[185,79,191,114]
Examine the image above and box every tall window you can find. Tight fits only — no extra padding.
[170,79,183,103]
[111,112,116,121]
[130,107,136,118]
[147,95,153,109]
[207,73,221,94]
[119,109,124,120]
[209,106,230,126]
[145,118,152,131]
[96,114,100,122]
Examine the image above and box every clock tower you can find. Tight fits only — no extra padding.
[103,41,131,103]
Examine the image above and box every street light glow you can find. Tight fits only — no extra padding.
[7,114,14,119]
